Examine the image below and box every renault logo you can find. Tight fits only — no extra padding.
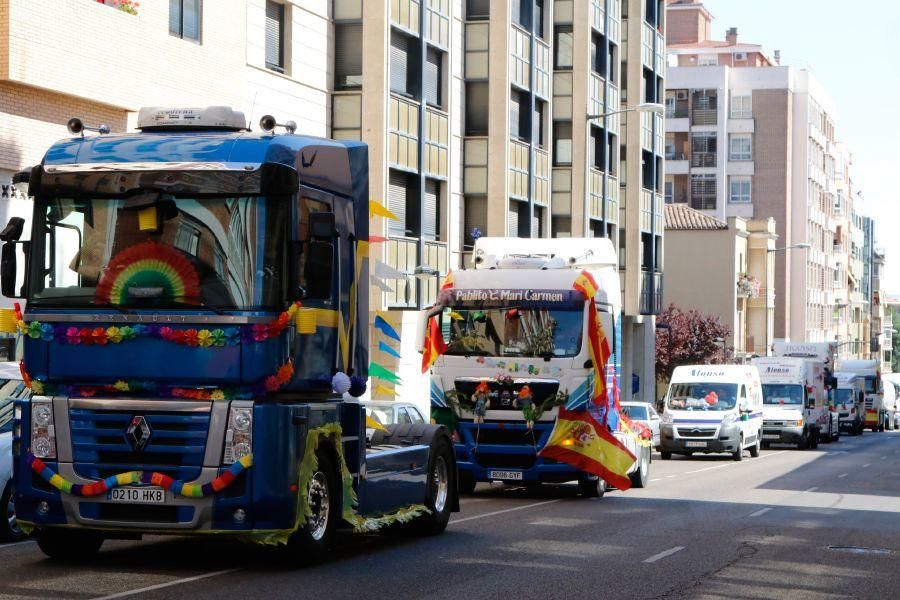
[125,416,152,452]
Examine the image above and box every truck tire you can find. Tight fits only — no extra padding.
[458,471,477,495]
[749,433,761,458]
[578,476,606,498]
[0,483,24,543]
[732,437,744,461]
[660,451,672,461]
[810,429,819,449]
[36,529,103,560]
[412,435,456,536]
[629,446,650,488]
[286,448,340,565]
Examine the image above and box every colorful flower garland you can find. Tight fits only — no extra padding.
[28,453,253,498]
[15,302,301,348]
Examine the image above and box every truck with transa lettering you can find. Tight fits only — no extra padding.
[752,356,831,449]
[771,342,840,443]
[837,359,886,432]
[425,237,649,497]
[5,106,457,562]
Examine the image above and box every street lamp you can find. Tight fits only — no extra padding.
[585,102,666,121]
[414,265,442,307]
[714,336,726,363]
[764,243,812,355]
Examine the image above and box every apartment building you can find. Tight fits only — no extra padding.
[664,0,840,351]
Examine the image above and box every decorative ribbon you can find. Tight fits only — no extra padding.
[16,303,301,347]
[28,453,253,498]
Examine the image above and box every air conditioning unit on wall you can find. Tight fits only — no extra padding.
[676,90,688,100]
[734,52,747,61]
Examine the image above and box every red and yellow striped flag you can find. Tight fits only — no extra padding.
[573,270,599,300]
[574,271,612,408]
[421,316,448,373]
[538,408,636,491]
[440,271,454,291]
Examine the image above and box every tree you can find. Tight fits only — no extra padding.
[655,304,732,383]
[892,308,900,373]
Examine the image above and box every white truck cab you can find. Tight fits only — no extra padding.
[834,372,866,435]
[838,360,884,431]
[753,356,831,448]
[660,365,764,461]
[771,342,840,443]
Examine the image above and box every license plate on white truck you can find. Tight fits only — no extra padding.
[684,441,707,448]
[488,470,523,481]
[106,487,166,504]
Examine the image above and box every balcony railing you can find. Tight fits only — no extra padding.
[690,152,716,168]
[665,151,687,160]
[691,109,717,126]
[640,271,663,315]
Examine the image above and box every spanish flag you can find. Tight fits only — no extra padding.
[421,316,448,373]
[573,270,599,300]
[574,271,612,408]
[539,408,636,491]
[441,270,454,291]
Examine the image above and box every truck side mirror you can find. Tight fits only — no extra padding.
[0,217,26,298]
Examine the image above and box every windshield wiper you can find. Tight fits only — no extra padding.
[30,295,132,315]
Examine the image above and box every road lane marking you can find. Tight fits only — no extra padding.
[0,540,36,550]
[838,473,848,478]
[643,546,685,563]
[665,475,677,478]
[650,478,661,482]
[748,507,772,518]
[447,558,579,572]
[685,463,733,474]
[450,499,562,525]
[756,451,789,460]
[90,569,240,600]
[863,464,871,468]
[805,487,819,493]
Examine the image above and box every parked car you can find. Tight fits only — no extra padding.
[362,401,427,442]
[620,401,661,450]
[0,361,30,542]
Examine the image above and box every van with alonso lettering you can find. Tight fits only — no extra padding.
[659,365,763,461]
[834,372,865,435]
[752,356,830,449]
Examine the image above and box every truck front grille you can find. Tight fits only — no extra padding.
[676,427,717,438]
[70,406,210,482]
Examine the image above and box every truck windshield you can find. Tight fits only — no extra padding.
[864,377,877,393]
[667,383,738,411]
[441,306,583,358]
[28,195,287,310]
[762,384,803,405]
[834,389,853,406]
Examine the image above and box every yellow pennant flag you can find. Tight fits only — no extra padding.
[369,201,399,221]
[375,384,396,397]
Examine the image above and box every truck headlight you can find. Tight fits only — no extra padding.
[30,400,56,459]
[223,402,253,465]
[661,411,673,425]
[720,413,736,426]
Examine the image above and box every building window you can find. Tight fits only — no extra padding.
[265,1,286,73]
[424,47,443,107]
[424,178,441,241]
[691,174,717,210]
[553,122,572,165]
[591,32,607,75]
[534,100,546,148]
[535,0,546,39]
[335,24,363,89]
[388,170,419,238]
[174,222,200,256]
[664,180,674,204]
[590,125,605,171]
[465,82,489,135]
[698,55,718,66]
[729,134,752,161]
[511,0,530,30]
[509,199,530,238]
[510,88,530,141]
[463,195,487,249]
[170,0,201,41]
[466,0,489,20]
[554,25,573,69]
[390,30,419,98]
[729,176,752,203]
[731,93,752,119]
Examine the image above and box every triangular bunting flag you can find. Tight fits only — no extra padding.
[370,274,392,293]
[369,235,388,243]
[374,315,402,341]
[378,341,402,359]
[369,201,399,221]
[375,384,396,397]
[372,259,408,280]
[369,362,402,384]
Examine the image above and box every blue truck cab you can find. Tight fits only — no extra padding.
[5,106,456,562]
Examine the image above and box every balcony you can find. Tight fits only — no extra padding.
[640,271,664,315]
[384,237,449,309]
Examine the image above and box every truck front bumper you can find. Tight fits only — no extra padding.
[761,425,804,445]
[659,423,742,454]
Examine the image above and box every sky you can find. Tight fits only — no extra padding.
[700,0,900,294]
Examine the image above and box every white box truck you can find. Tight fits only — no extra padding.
[838,360,885,431]
[753,356,831,448]
[834,372,866,435]
[771,342,840,443]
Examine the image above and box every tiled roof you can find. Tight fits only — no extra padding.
[665,203,728,231]
[668,40,764,50]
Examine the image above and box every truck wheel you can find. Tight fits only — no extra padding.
[578,476,606,498]
[413,436,456,536]
[660,451,672,461]
[749,433,761,458]
[810,430,819,449]
[732,437,744,461]
[629,446,650,488]
[36,529,103,560]
[286,448,339,565]
[0,483,24,542]
[458,471,477,495]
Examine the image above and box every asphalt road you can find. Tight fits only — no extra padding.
[3,431,900,599]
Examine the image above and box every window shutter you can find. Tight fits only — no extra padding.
[183,0,201,40]
[169,0,181,35]
[532,205,544,237]
[336,24,363,88]
[388,171,408,237]
[390,32,409,95]
[265,1,284,71]
[423,179,440,241]
[508,201,519,238]
[424,48,441,107]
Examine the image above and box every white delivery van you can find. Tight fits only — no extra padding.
[838,360,884,431]
[660,365,763,461]
[771,342,840,443]
[753,356,831,448]
[882,375,898,430]
[834,371,866,435]
[884,374,900,429]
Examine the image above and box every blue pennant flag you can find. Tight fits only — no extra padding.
[378,341,402,359]
[374,315,401,342]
